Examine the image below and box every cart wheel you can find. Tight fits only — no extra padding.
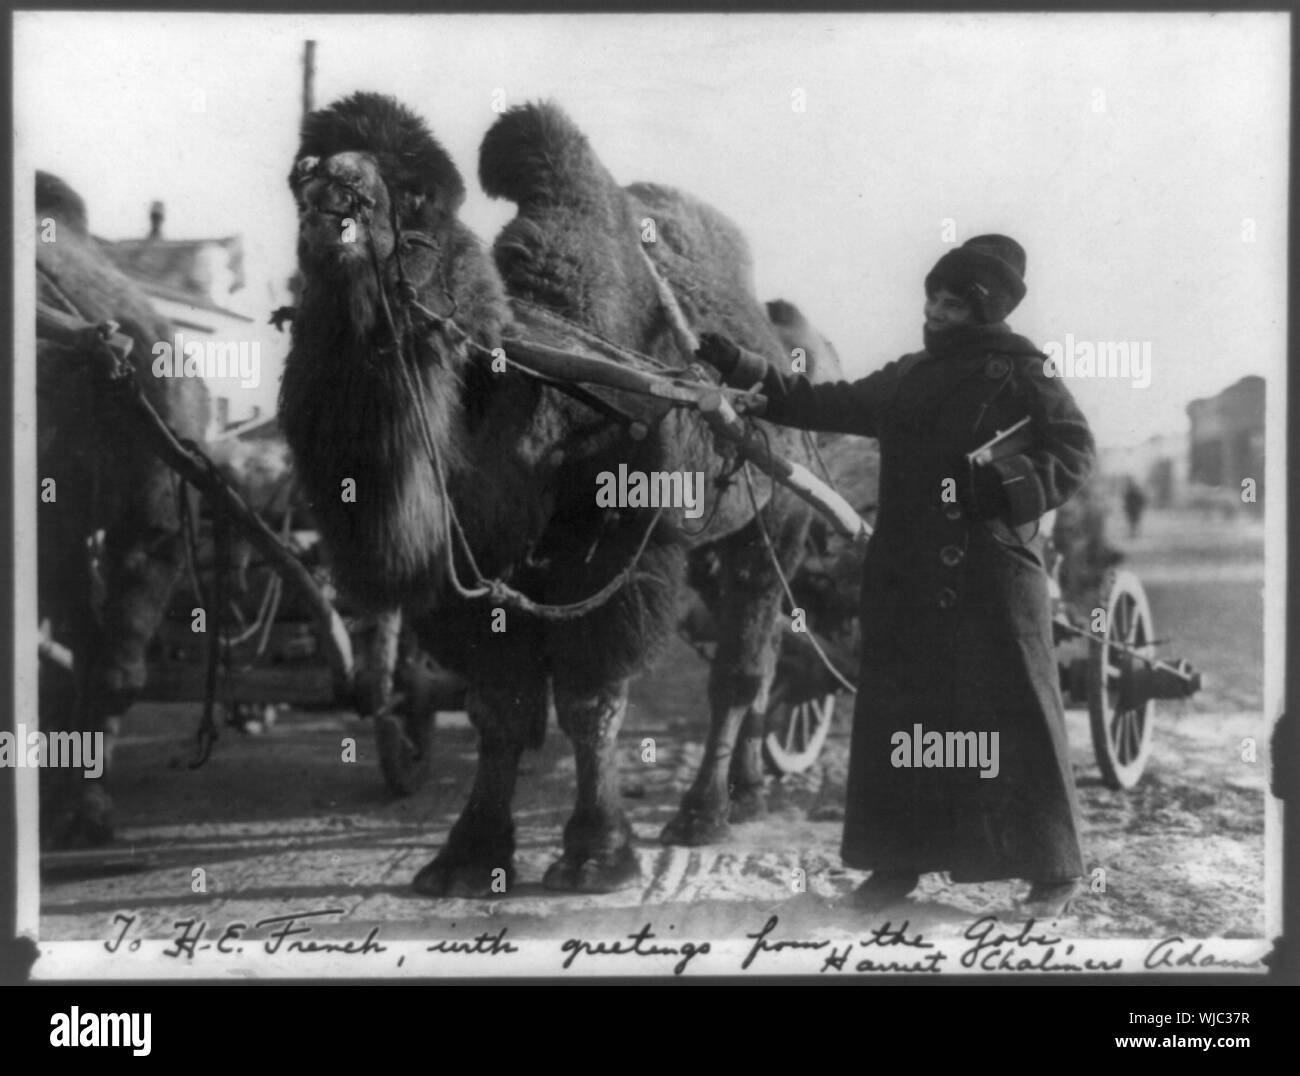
[375,703,435,797]
[1087,569,1156,790]
[763,692,838,776]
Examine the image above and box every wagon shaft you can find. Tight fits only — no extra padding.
[1054,614,1201,699]
[1064,644,1200,709]
[38,303,356,694]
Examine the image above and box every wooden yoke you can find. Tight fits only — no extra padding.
[501,334,871,543]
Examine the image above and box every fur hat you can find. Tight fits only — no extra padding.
[924,234,1027,323]
[292,92,465,214]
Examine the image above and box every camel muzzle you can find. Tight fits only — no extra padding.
[300,175,368,219]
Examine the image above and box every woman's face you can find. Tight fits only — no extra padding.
[924,288,976,332]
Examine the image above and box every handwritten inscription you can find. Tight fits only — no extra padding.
[100,910,1261,975]
[561,923,709,975]
[1143,937,1263,971]
[960,916,1122,972]
[105,909,515,963]
[427,927,518,956]
[742,915,829,970]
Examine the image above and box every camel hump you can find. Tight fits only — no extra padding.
[766,299,807,330]
[296,92,465,210]
[766,298,845,382]
[35,174,210,443]
[479,100,613,207]
[36,171,88,236]
[625,181,755,272]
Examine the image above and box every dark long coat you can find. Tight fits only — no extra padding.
[731,322,1095,882]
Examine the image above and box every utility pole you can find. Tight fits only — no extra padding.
[302,40,316,119]
[287,40,317,308]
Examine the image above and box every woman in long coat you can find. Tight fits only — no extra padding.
[697,235,1095,918]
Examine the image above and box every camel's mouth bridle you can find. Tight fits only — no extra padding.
[291,154,456,327]
[291,155,376,222]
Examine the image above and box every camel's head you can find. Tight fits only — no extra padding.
[291,150,400,271]
[289,92,465,282]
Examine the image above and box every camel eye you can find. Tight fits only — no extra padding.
[294,156,320,184]
[397,190,426,217]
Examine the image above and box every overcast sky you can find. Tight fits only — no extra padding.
[16,10,1289,448]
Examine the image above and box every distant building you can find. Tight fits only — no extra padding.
[1098,431,1190,508]
[1186,376,1265,513]
[1096,376,1265,517]
[99,200,279,439]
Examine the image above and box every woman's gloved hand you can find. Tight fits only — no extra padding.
[961,463,1009,521]
[694,332,742,380]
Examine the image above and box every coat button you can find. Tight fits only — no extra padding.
[985,356,1010,379]
[940,545,964,567]
[937,588,957,610]
[945,504,963,521]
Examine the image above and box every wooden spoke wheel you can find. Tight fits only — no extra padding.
[1087,569,1156,790]
[763,691,838,776]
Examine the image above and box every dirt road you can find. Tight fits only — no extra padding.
[33,508,1269,970]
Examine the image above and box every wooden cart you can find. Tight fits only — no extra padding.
[705,530,1204,791]
[139,508,467,797]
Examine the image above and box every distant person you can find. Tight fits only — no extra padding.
[1123,479,1148,538]
[695,234,1095,920]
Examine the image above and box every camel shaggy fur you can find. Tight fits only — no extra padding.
[281,94,823,894]
[35,172,210,846]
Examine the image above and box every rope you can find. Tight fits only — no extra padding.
[249,574,284,657]
[34,273,238,761]
[175,474,210,613]
[221,507,290,653]
[636,242,700,356]
[37,265,88,320]
[363,186,860,631]
[677,440,750,540]
[739,431,857,695]
[169,440,243,767]
[366,211,668,622]
[511,297,681,375]
[189,501,226,768]
[804,430,834,487]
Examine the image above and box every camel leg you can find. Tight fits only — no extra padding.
[662,503,809,845]
[39,637,111,850]
[37,535,128,850]
[543,678,640,893]
[52,520,188,848]
[727,660,777,823]
[682,546,775,820]
[412,678,534,898]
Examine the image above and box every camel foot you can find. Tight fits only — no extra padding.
[44,786,114,850]
[412,854,515,898]
[728,785,768,824]
[660,804,731,847]
[543,845,641,893]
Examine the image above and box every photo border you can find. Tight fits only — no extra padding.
[2,0,1296,992]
